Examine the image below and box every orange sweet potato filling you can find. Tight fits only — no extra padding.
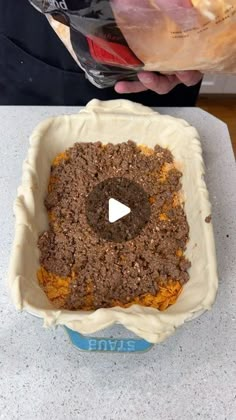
[37,267,71,309]
[38,266,183,311]
[52,151,69,166]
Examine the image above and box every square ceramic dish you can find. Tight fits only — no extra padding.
[8,99,218,347]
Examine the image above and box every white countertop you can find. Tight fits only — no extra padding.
[0,106,235,420]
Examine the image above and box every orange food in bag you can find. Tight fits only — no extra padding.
[112,0,236,73]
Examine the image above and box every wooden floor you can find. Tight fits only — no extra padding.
[198,95,236,157]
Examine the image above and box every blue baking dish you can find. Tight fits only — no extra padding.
[64,326,153,353]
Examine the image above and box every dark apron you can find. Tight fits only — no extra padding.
[0,0,201,106]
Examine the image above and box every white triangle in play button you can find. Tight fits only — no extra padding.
[108,198,131,223]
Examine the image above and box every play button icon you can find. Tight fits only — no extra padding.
[108,198,131,223]
[86,177,151,242]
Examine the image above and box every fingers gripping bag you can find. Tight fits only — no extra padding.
[29,1,236,88]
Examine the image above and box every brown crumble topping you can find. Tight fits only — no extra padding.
[37,141,191,310]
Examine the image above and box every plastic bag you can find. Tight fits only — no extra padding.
[29,1,236,88]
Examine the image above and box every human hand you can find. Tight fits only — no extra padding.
[113,0,202,95]
[115,71,203,94]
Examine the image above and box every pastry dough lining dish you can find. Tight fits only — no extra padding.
[8,100,218,343]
